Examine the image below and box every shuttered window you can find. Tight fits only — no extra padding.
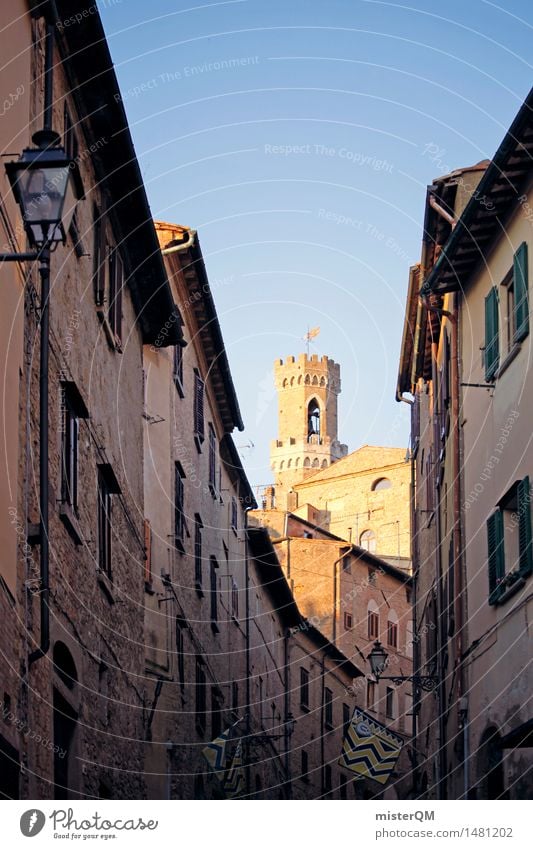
[194,371,205,445]
[487,509,505,604]
[92,204,106,306]
[174,462,185,549]
[108,248,123,345]
[485,287,499,380]
[513,242,529,342]
[518,476,533,578]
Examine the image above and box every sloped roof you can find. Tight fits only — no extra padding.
[293,445,407,487]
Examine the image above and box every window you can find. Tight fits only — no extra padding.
[386,687,395,719]
[367,600,379,639]
[324,687,333,729]
[406,619,414,659]
[195,657,206,734]
[484,286,499,380]
[92,204,106,305]
[208,425,217,495]
[307,399,321,440]
[108,248,123,346]
[367,680,376,711]
[232,681,239,715]
[61,392,79,511]
[387,611,398,649]
[193,371,205,447]
[342,703,351,736]
[63,105,79,162]
[371,477,391,491]
[143,519,152,586]
[343,612,353,631]
[368,568,377,586]
[360,529,376,553]
[487,476,532,605]
[339,773,348,799]
[324,764,332,793]
[210,557,219,629]
[502,268,515,354]
[211,688,222,738]
[231,497,238,533]
[176,618,186,689]
[174,462,185,549]
[301,750,309,782]
[513,242,529,342]
[300,667,310,711]
[173,344,184,396]
[97,466,118,579]
[231,579,239,620]
[194,514,203,593]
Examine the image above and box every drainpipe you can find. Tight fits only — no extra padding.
[428,193,457,230]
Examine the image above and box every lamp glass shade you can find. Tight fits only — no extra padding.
[5,146,80,248]
[368,641,389,677]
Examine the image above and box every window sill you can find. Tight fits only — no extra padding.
[97,570,115,604]
[58,503,83,545]
[300,704,310,713]
[195,582,204,598]
[491,573,526,605]
[173,377,185,398]
[194,435,204,453]
[211,621,220,634]
[208,483,217,500]
[174,537,185,555]
[495,343,521,379]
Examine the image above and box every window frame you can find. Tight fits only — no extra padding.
[108,247,124,348]
[174,462,186,551]
[194,514,203,595]
[173,343,185,397]
[208,424,217,497]
[193,370,205,449]
[299,667,310,711]
[97,469,113,579]
[210,556,219,630]
[324,686,333,730]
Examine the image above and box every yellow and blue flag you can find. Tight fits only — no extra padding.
[224,739,245,798]
[339,707,403,785]
[202,727,231,781]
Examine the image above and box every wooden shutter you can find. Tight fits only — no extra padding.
[485,287,499,380]
[93,205,106,305]
[513,242,529,342]
[487,510,505,603]
[144,518,152,584]
[518,476,533,577]
[194,372,205,441]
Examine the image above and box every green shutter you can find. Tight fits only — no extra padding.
[485,287,499,380]
[518,476,533,578]
[487,510,505,603]
[513,242,529,342]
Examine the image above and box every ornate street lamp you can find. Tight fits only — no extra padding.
[4,129,81,253]
[367,640,438,692]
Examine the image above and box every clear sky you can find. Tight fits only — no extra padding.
[98,0,533,491]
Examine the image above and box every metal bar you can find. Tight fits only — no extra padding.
[29,247,51,664]
[0,252,39,262]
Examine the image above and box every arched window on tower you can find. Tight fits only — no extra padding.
[312,375,319,385]
[307,399,321,442]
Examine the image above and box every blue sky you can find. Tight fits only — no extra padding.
[98,0,533,490]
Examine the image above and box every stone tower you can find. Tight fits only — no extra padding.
[269,354,348,508]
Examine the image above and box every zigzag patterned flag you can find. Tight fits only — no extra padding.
[201,728,231,782]
[339,707,403,785]
[224,739,245,798]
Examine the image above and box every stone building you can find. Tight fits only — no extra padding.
[249,509,415,797]
[265,354,411,563]
[397,88,533,798]
[143,221,255,800]
[0,0,181,799]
